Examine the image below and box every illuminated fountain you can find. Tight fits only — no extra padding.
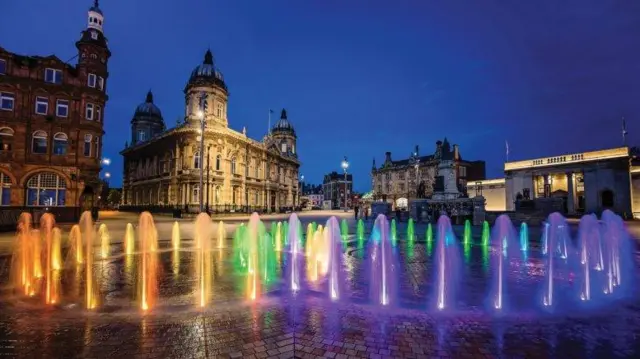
[463,219,471,245]
[98,224,110,259]
[136,212,159,311]
[284,214,303,293]
[519,222,529,252]
[340,219,349,250]
[488,215,519,311]
[367,214,398,306]
[274,222,283,251]
[425,223,433,256]
[482,220,490,246]
[171,221,180,251]
[324,217,348,301]
[600,210,635,297]
[11,213,35,296]
[217,221,226,249]
[193,213,212,307]
[80,212,98,309]
[390,218,397,247]
[40,213,60,305]
[356,219,365,248]
[124,223,135,255]
[433,215,461,310]
[541,213,572,309]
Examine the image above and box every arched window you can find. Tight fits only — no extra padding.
[26,172,66,206]
[32,130,48,154]
[83,134,92,157]
[192,184,200,204]
[53,132,68,155]
[193,151,201,169]
[0,127,14,151]
[137,129,146,142]
[0,172,12,205]
[215,154,221,171]
[231,157,237,174]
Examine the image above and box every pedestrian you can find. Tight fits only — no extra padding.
[354,205,359,220]
[365,206,369,221]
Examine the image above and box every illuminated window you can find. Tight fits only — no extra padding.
[0,127,14,151]
[35,97,48,115]
[193,151,201,169]
[192,184,200,204]
[84,134,92,157]
[0,172,11,205]
[26,172,66,206]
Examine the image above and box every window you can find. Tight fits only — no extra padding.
[85,103,94,120]
[231,157,237,174]
[215,186,220,204]
[192,184,200,204]
[138,130,146,142]
[91,31,98,40]
[193,151,201,169]
[88,73,96,88]
[0,92,14,111]
[56,99,69,117]
[45,68,62,84]
[31,131,48,154]
[26,172,66,206]
[35,97,48,115]
[215,154,221,171]
[0,127,14,151]
[98,76,104,90]
[281,143,287,153]
[255,191,259,205]
[0,172,11,205]
[255,161,259,178]
[84,134,92,157]
[215,102,223,117]
[53,133,68,155]
[0,59,6,75]
[95,105,101,122]
[94,136,100,159]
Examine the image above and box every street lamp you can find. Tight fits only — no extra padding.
[198,92,207,213]
[341,156,349,212]
[101,158,111,166]
[411,150,420,198]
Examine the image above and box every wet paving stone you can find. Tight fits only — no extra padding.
[0,238,639,358]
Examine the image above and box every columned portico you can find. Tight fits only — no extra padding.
[566,171,575,214]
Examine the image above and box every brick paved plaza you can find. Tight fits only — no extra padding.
[0,212,639,358]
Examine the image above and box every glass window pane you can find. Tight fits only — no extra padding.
[27,188,38,206]
[1,188,10,205]
[53,140,67,155]
[57,190,66,206]
[33,138,47,154]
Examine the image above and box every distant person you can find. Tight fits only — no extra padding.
[354,205,359,220]
[365,206,369,221]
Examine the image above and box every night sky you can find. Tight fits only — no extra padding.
[2,0,639,191]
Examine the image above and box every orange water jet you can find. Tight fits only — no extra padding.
[137,212,159,311]
[194,213,213,307]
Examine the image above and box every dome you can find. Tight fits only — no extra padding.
[187,49,227,91]
[272,108,296,136]
[132,91,163,121]
[89,0,103,15]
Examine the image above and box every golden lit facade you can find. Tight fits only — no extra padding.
[504,147,635,216]
[120,51,300,212]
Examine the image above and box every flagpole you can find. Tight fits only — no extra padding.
[622,117,627,146]
[268,109,272,137]
[505,140,509,162]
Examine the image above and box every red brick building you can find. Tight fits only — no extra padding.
[0,1,110,217]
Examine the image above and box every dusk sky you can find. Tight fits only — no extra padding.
[2,0,639,191]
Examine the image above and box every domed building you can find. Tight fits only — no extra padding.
[120,50,301,212]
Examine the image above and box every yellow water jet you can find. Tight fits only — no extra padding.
[10,213,35,296]
[68,225,83,264]
[171,221,180,251]
[137,212,159,311]
[217,221,226,249]
[98,223,110,259]
[194,213,213,307]
[124,223,135,255]
[80,211,98,309]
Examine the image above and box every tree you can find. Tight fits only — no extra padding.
[107,189,122,207]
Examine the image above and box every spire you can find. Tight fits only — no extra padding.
[145,90,153,103]
[204,49,213,65]
[372,158,376,170]
[280,108,287,119]
[87,0,104,32]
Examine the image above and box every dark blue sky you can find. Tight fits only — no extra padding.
[2,0,639,191]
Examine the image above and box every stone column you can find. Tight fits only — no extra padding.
[566,172,575,214]
[543,174,550,197]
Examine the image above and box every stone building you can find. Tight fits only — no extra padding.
[323,172,353,209]
[371,139,486,209]
[503,146,636,216]
[0,1,109,216]
[120,51,300,212]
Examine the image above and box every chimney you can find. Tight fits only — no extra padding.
[385,152,392,163]
[453,144,459,159]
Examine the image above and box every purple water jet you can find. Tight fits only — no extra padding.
[283,213,305,294]
[323,217,348,301]
[487,214,520,312]
[367,214,399,306]
[432,215,461,311]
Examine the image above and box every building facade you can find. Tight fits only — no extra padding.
[465,178,506,211]
[0,1,109,212]
[503,147,635,216]
[323,172,353,209]
[120,51,300,212]
[371,139,486,209]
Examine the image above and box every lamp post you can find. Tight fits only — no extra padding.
[341,156,349,212]
[299,174,304,210]
[198,92,207,213]
[411,151,420,197]
[206,144,211,213]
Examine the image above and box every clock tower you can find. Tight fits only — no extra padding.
[76,1,111,90]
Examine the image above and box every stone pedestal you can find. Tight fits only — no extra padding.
[472,196,486,226]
